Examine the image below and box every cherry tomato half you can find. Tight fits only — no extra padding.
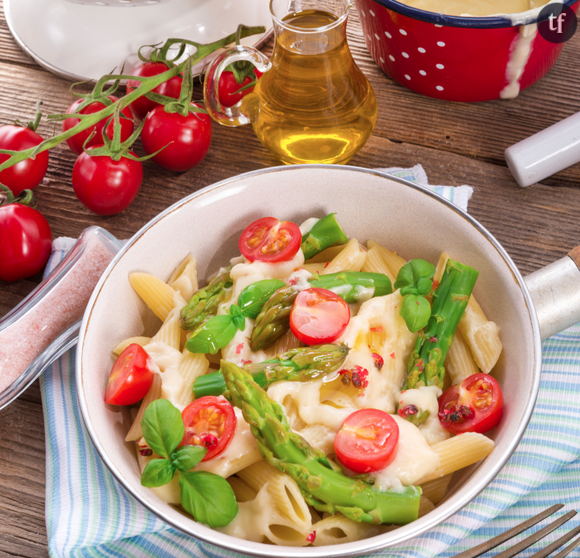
[72,148,143,216]
[104,344,155,406]
[181,396,236,461]
[290,287,350,345]
[438,372,504,434]
[218,69,262,108]
[0,203,52,282]
[141,103,212,172]
[126,62,183,120]
[334,409,399,474]
[0,125,49,195]
[62,96,134,155]
[239,217,302,263]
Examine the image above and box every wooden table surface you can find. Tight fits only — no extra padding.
[1,1,580,556]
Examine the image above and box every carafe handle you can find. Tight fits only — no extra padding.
[203,46,272,127]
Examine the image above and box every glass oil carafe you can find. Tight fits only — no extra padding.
[203,0,377,165]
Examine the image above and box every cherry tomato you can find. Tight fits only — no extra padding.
[0,203,52,282]
[181,396,236,461]
[218,69,262,108]
[104,344,155,406]
[334,409,399,474]
[438,372,504,434]
[290,287,350,345]
[239,217,302,263]
[126,62,183,120]
[0,125,49,195]
[141,104,212,172]
[62,96,134,155]
[72,148,143,216]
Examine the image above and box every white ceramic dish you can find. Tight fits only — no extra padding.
[5,0,272,81]
[76,165,544,557]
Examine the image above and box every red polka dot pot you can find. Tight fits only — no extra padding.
[355,0,579,101]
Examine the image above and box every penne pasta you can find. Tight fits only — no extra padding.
[366,240,407,277]
[112,336,151,357]
[362,246,397,283]
[125,374,162,442]
[321,238,366,274]
[177,351,209,407]
[312,513,382,546]
[445,328,480,385]
[167,253,198,302]
[150,308,181,351]
[420,473,454,505]
[129,272,185,322]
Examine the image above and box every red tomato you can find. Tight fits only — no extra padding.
[290,288,350,345]
[0,125,49,195]
[126,62,183,120]
[72,148,143,216]
[239,217,301,263]
[141,104,212,172]
[218,69,262,108]
[181,396,236,461]
[104,344,155,406]
[438,373,504,434]
[62,96,134,155]
[0,203,52,281]
[334,409,399,474]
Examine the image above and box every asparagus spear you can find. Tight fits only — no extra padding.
[221,361,422,525]
[301,214,348,260]
[180,268,233,331]
[193,344,350,398]
[403,259,479,390]
[251,272,392,351]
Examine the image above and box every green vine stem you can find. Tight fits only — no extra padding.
[0,25,265,173]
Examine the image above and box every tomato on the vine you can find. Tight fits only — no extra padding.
[72,147,143,215]
[104,344,155,406]
[438,372,504,434]
[62,96,134,155]
[0,202,52,282]
[218,69,262,108]
[0,125,49,196]
[126,62,183,120]
[239,217,302,263]
[141,103,212,172]
[181,396,236,461]
[290,288,350,345]
[334,409,399,474]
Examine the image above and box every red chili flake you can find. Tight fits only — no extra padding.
[139,448,153,457]
[371,326,384,333]
[390,352,396,359]
[371,352,384,370]
[288,277,298,286]
[398,404,418,419]
[351,365,369,389]
[235,343,244,354]
[241,359,252,365]
[201,433,219,449]
[432,279,440,290]
[429,337,438,343]
[338,368,349,375]
[324,262,330,268]
[306,531,317,543]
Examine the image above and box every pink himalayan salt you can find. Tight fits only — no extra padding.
[0,235,116,393]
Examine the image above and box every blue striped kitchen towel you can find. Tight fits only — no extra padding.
[39,167,580,558]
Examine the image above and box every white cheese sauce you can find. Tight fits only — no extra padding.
[369,415,440,490]
[399,386,451,445]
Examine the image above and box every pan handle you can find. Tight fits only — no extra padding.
[524,246,580,340]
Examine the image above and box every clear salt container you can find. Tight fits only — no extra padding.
[0,226,122,410]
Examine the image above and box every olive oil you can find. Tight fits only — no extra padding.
[250,10,377,165]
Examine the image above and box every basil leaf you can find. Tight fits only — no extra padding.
[400,294,432,333]
[141,458,175,487]
[179,471,238,528]
[229,304,246,331]
[171,446,207,473]
[141,399,184,459]
[416,276,434,296]
[237,279,286,319]
[186,315,238,355]
[394,259,436,292]
[399,285,418,297]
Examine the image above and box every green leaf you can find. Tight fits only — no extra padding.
[229,304,246,331]
[237,279,285,319]
[141,458,175,487]
[171,446,207,473]
[394,259,436,292]
[185,315,238,355]
[399,285,418,297]
[141,399,184,459]
[416,277,433,295]
[400,294,432,333]
[179,471,239,527]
